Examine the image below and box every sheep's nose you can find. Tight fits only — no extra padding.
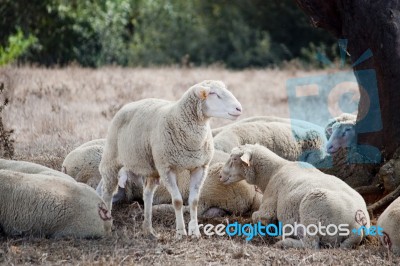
[236,107,242,112]
[219,175,222,179]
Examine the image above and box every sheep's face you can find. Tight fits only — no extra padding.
[220,147,250,185]
[326,122,356,154]
[196,80,242,120]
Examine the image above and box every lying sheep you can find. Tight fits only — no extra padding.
[325,113,357,139]
[326,121,357,154]
[220,144,370,249]
[62,139,106,188]
[62,139,131,201]
[377,196,400,255]
[100,80,242,239]
[0,158,74,181]
[212,115,325,137]
[325,113,357,154]
[0,169,112,238]
[213,121,326,164]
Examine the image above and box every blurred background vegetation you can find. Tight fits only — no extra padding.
[0,0,338,68]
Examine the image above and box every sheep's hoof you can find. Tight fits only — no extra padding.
[188,221,201,238]
[175,229,188,240]
[142,226,159,240]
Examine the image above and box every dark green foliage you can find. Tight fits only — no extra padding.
[0,0,337,68]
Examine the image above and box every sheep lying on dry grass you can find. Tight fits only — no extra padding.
[0,158,74,181]
[62,139,106,188]
[213,121,326,164]
[377,196,400,255]
[0,169,112,238]
[99,80,242,239]
[325,113,357,154]
[220,144,370,249]
[325,113,357,139]
[212,115,326,137]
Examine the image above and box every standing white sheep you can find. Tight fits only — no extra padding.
[118,149,262,217]
[100,80,242,239]
[0,170,112,238]
[63,140,261,217]
[377,196,400,255]
[220,144,370,249]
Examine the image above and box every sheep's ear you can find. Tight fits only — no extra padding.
[240,152,251,166]
[326,126,333,136]
[194,86,211,100]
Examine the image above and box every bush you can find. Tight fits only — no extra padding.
[0,0,337,68]
[0,29,37,66]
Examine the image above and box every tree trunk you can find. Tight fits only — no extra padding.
[295,0,400,160]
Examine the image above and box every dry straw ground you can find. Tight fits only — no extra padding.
[0,67,398,265]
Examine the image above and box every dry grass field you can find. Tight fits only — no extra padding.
[0,66,398,265]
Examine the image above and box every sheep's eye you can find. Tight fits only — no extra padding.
[210,91,221,99]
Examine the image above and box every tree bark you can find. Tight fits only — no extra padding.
[295,0,400,160]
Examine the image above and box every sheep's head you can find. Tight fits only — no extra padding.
[194,80,242,120]
[220,145,253,185]
[326,122,356,154]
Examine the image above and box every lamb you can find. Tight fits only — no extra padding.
[0,169,112,238]
[62,139,106,188]
[0,158,75,181]
[377,197,400,255]
[213,121,326,164]
[99,80,242,239]
[220,144,370,249]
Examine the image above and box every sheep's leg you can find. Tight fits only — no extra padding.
[118,167,129,188]
[99,164,119,211]
[252,197,277,224]
[142,176,159,239]
[188,166,207,238]
[163,170,187,239]
[96,170,127,203]
[112,187,126,203]
[96,179,103,196]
